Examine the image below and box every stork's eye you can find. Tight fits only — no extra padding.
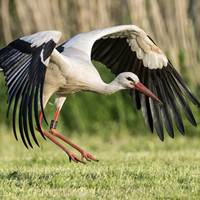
[127,77,134,82]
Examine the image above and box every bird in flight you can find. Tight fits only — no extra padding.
[0,25,199,164]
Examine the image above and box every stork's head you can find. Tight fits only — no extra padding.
[116,72,162,103]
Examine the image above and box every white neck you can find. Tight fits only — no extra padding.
[91,79,125,95]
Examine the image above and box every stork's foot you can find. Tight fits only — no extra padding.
[50,128,99,162]
[81,151,99,162]
[67,152,86,164]
[35,127,86,164]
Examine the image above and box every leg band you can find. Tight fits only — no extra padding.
[50,120,58,129]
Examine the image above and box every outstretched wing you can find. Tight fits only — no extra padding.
[58,25,200,140]
[0,31,62,148]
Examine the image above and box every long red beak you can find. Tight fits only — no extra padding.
[134,82,162,104]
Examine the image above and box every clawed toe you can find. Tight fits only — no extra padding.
[68,153,86,164]
[68,152,98,164]
[81,152,99,162]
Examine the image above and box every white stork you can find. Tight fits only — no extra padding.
[0,25,199,164]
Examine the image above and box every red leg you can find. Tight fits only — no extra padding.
[38,112,85,164]
[49,107,98,162]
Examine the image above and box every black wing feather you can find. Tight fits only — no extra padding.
[148,70,164,140]
[156,70,174,138]
[168,62,200,107]
[159,69,185,134]
[167,71,196,126]
[28,85,40,146]
[140,68,154,133]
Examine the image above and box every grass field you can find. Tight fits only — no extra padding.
[0,131,200,200]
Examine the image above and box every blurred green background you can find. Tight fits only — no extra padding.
[0,0,200,139]
[1,1,200,199]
